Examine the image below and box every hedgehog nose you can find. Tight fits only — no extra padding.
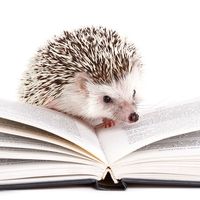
[128,112,139,123]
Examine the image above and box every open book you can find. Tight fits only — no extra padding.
[0,98,200,190]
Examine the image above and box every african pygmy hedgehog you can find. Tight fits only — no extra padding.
[19,27,142,128]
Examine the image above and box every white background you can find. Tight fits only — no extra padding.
[0,0,200,199]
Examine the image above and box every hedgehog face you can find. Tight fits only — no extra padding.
[75,68,141,123]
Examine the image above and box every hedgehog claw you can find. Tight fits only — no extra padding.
[102,118,116,128]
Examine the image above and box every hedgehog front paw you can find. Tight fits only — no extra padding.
[102,118,116,128]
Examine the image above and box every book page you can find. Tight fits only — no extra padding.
[0,132,90,160]
[117,130,200,164]
[0,160,103,181]
[0,147,106,172]
[97,98,200,163]
[0,99,107,163]
[0,147,106,180]
[139,130,200,153]
[0,118,98,161]
[112,131,200,180]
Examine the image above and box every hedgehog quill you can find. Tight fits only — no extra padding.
[19,27,142,128]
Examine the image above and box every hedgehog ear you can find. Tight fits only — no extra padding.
[74,72,91,93]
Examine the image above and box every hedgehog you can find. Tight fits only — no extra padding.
[19,27,142,128]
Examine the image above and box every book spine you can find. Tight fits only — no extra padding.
[95,172,127,190]
[95,179,127,190]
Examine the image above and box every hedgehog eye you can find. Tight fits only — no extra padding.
[133,89,136,98]
[103,96,112,103]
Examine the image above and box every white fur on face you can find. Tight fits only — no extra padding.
[49,66,142,123]
[85,67,142,122]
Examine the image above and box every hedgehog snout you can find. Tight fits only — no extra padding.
[115,101,139,123]
[128,112,139,123]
